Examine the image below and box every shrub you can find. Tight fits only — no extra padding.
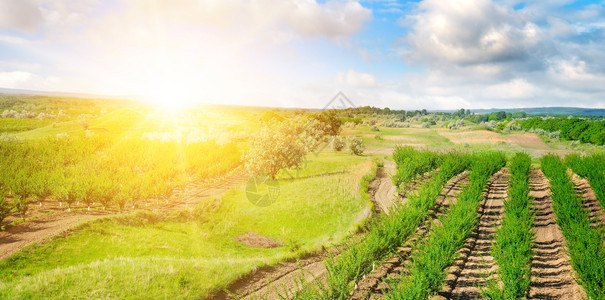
[370,125,380,131]
[421,122,432,128]
[348,136,365,155]
[331,136,345,151]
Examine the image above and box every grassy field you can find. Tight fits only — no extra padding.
[0,152,374,298]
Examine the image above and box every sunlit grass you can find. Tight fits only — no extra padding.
[0,153,373,298]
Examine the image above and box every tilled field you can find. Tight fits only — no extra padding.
[351,171,470,299]
[286,159,603,300]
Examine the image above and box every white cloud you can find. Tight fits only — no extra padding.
[110,0,371,40]
[402,0,544,67]
[483,78,541,99]
[337,69,379,88]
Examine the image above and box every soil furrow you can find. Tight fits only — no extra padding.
[571,172,605,228]
[442,168,508,299]
[527,169,585,300]
[350,171,470,300]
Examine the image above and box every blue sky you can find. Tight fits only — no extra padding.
[0,0,604,110]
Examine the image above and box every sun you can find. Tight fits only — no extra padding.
[142,69,199,111]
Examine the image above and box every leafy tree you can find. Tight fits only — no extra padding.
[244,120,306,179]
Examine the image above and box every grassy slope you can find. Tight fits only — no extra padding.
[0,152,373,299]
[15,108,147,139]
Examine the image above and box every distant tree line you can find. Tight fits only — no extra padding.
[518,117,605,145]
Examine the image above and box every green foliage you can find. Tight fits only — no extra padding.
[484,153,534,299]
[0,134,241,214]
[566,153,605,210]
[392,146,441,188]
[384,152,506,299]
[541,154,605,299]
[520,117,605,145]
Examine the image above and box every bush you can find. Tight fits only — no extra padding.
[447,119,465,130]
[382,120,410,128]
[374,133,383,140]
[331,136,345,151]
[348,136,365,155]
[421,122,432,128]
[370,125,380,131]
[549,130,561,139]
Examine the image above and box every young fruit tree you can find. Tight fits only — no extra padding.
[244,120,307,179]
[8,171,33,220]
[0,190,12,225]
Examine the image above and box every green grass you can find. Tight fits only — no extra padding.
[345,127,453,149]
[541,155,605,299]
[0,152,373,299]
[484,152,534,299]
[297,150,470,299]
[384,152,506,299]
[0,118,56,133]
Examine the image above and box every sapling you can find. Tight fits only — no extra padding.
[0,190,13,225]
[9,172,33,220]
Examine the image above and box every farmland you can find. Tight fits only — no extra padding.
[0,95,604,299]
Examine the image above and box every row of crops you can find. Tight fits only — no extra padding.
[542,154,605,299]
[0,135,241,224]
[296,149,604,299]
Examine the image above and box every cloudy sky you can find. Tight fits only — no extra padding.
[0,0,604,109]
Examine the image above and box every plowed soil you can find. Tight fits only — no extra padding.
[351,171,470,299]
[440,169,508,299]
[0,170,248,261]
[528,169,584,300]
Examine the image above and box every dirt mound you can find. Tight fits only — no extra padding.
[235,232,283,248]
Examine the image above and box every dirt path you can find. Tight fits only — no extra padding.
[0,170,248,262]
[571,173,605,227]
[528,169,584,300]
[441,168,508,299]
[371,160,397,215]
[351,171,470,300]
